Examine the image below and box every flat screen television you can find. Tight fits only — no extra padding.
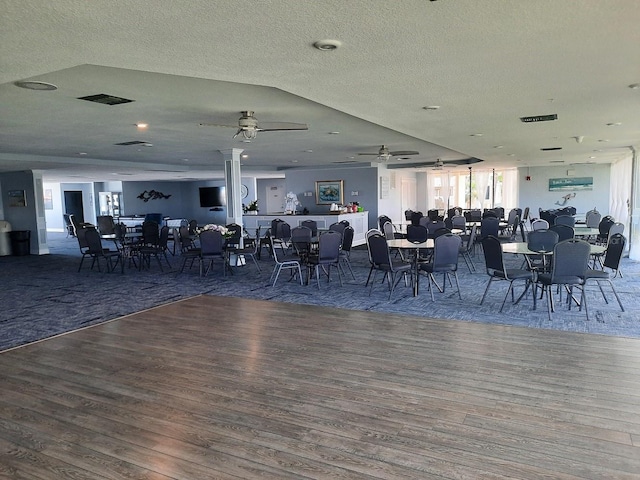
[199,186,226,207]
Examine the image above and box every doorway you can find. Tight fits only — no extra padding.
[64,191,85,223]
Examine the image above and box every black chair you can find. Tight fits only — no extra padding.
[554,215,576,227]
[451,215,466,232]
[329,221,348,237]
[596,216,615,245]
[525,229,559,273]
[585,210,602,228]
[459,224,477,273]
[138,225,171,271]
[290,225,313,259]
[536,239,591,321]
[480,235,536,312]
[338,225,356,280]
[426,220,446,239]
[96,215,116,235]
[406,224,428,243]
[300,219,318,237]
[229,230,262,272]
[583,234,625,315]
[549,224,574,242]
[366,233,412,300]
[417,233,462,301]
[267,233,303,287]
[83,228,122,273]
[272,219,292,252]
[410,211,423,226]
[199,229,230,277]
[306,230,342,289]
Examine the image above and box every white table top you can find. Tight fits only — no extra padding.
[387,238,434,249]
[502,242,605,256]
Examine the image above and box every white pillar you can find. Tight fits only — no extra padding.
[220,148,243,227]
[629,146,640,260]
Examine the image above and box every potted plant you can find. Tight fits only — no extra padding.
[243,199,259,215]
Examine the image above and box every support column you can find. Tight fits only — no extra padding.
[220,148,243,227]
[629,146,639,260]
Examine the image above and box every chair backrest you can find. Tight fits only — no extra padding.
[96,215,115,235]
[84,228,105,254]
[199,229,224,255]
[531,219,549,231]
[427,209,441,221]
[76,226,92,250]
[410,211,423,225]
[426,220,446,236]
[378,215,393,231]
[554,215,576,227]
[341,226,354,253]
[451,215,466,230]
[527,229,559,253]
[522,207,530,221]
[481,235,505,275]
[506,209,518,225]
[329,221,347,236]
[609,222,624,237]
[158,225,170,248]
[585,210,602,228]
[598,216,615,235]
[432,227,451,239]
[381,221,395,241]
[188,219,198,235]
[142,220,160,245]
[291,226,312,254]
[480,217,500,238]
[179,226,192,250]
[404,210,413,221]
[603,233,625,270]
[432,233,462,271]
[367,233,391,267]
[465,209,482,222]
[114,222,127,241]
[549,224,574,242]
[300,219,318,236]
[464,224,478,253]
[406,224,428,243]
[225,223,243,245]
[550,239,590,281]
[317,230,342,262]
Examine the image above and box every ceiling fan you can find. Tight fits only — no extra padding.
[358,145,419,162]
[200,110,309,140]
[385,157,484,170]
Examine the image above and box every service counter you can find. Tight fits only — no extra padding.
[243,211,369,246]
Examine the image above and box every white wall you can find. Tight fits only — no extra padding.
[518,164,610,216]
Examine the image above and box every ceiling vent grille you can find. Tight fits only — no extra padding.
[78,93,134,105]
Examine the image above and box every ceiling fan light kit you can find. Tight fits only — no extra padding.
[202,110,308,140]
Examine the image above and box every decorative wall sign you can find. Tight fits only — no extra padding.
[137,190,172,202]
[8,190,26,207]
[315,180,343,205]
[548,177,593,191]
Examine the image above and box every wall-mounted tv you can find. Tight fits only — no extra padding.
[199,186,226,207]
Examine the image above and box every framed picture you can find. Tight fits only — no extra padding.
[548,177,593,191]
[315,180,344,205]
[8,189,26,207]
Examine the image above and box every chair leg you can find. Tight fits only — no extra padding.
[480,277,494,305]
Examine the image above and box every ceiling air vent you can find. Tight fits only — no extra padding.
[115,140,149,146]
[520,114,557,123]
[78,93,134,105]
[541,147,562,151]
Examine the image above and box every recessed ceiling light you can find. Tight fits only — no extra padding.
[629,83,640,90]
[291,159,299,163]
[493,145,504,149]
[470,133,483,137]
[313,39,342,51]
[14,80,58,91]
[328,131,340,135]
[422,106,440,110]
[241,154,249,158]
[606,122,622,126]
[143,143,153,147]
[182,158,189,162]
[304,149,313,153]
[78,152,87,156]
[136,123,148,129]
[598,139,610,143]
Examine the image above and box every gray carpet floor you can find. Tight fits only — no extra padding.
[1,232,639,351]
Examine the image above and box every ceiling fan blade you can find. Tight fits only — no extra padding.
[357,152,379,156]
[199,122,237,128]
[257,122,308,132]
[389,150,419,156]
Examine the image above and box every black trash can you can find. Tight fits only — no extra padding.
[10,230,31,256]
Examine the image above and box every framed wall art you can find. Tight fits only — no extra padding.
[315,180,344,205]
[8,189,26,207]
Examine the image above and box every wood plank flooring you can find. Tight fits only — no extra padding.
[1,295,639,479]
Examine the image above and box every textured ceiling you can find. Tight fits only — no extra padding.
[1,0,639,182]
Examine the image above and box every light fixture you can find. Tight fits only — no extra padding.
[14,80,57,91]
[422,105,440,110]
[629,83,640,90]
[136,123,148,129]
[237,128,257,140]
[313,39,342,51]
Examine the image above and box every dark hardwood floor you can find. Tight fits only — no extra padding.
[1,295,639,479]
